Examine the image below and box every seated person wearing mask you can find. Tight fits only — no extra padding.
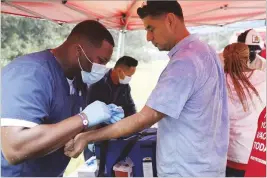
[84,56,138,160]
[237,29,266,71]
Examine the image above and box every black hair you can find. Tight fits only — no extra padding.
[237,29,251,43]
[137,1,184,21]
[68,20,115,47]
[115,56,138,68]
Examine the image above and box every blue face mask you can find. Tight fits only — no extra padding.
[78,45,108,85]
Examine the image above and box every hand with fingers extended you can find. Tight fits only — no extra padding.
[64,133,88,158]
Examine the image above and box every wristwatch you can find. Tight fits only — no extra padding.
[78,113,88,131]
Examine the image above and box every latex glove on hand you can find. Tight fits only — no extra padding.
[82,101,111,127]
[105,104,125,125]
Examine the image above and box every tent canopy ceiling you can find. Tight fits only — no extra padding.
[1,0,266,30]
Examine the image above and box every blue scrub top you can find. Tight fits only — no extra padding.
[1,50,86,177]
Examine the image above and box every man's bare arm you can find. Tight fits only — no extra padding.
[84,105,164,143]
[1,115,84,165]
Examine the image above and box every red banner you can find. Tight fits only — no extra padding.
[245,108,266,177]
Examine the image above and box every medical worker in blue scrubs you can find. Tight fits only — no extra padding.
[1,20,123,177]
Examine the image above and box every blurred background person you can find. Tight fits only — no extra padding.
[237,29,266,71]
[83,56,138,161]
[223,43,266,177]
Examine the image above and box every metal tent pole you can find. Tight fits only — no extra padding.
[116,29,123,60]
[120,30,126,58]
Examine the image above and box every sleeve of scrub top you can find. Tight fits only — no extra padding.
[146,58,197,119]
[1,65,53,128]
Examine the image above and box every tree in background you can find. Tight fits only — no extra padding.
[1,14,73,60]
[1,14,235,67]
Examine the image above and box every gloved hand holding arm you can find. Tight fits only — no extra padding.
[81,101,112,127]
[2,101,122,165]
[64,102,124,158]
[81,101,124,127]
[64,105,165,158]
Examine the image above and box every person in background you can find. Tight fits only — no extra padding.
[88,55,138,117]
[83,56,138,161]
[237,29,266,71]
[223,43,266,177]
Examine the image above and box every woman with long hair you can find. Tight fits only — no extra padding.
[223,43,266,177]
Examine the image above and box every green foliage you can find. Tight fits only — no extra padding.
[1,14,235,67]
[1,14,74,60]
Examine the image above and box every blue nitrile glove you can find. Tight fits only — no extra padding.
[104,104,125,125]
[82,101,111,127]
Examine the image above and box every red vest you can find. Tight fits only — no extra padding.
[245,108,266,177]
[260,49,266,59]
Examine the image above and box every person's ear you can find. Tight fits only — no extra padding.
[166,13,176,29]
[118,68,125,78]
[117,68,122,75]
[75,44,82,57]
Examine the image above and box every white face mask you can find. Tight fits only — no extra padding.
[78,45,108,84]
[247,54,266,71]
[119,71,132,84]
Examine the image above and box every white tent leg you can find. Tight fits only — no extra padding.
[116,30,123,60]
[116,30,126,59]
[121,31,126,57]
